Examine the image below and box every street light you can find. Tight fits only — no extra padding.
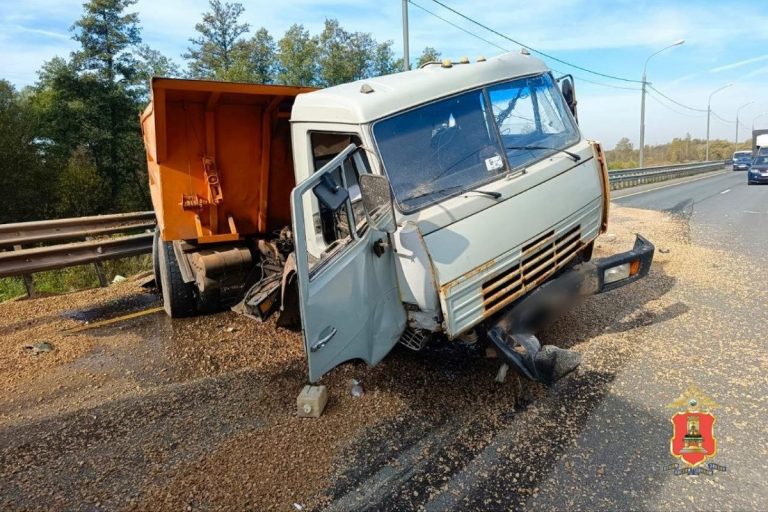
[639,39,685,167]
[705,83,733,161]
[735,101,754,147]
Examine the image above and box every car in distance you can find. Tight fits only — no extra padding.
[732,150,752,171]
[748,155,768,184]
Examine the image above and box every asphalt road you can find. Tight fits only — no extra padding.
[614,169,768,261]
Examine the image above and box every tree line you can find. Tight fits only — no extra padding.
[606,135,750,169]
[0,0,441,224]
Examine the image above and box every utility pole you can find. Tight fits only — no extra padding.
[639,40,684,168]
[706,83,733,161]
[402,0,410,71]
[735,101,754,147]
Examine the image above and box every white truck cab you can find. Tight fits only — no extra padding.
[288,52,654,384]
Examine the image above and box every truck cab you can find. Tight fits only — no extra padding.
[288,52,651,383]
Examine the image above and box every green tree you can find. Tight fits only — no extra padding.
[184,0,250,79]
[0,81,54,223]
[31,0,150,216]
[71,0,141,83]
[373,41,400,76]
[56,146,111,217]
[243,28,277,83]
[135,44,181,96]
[416,46,441,68]
[276,24,318,86]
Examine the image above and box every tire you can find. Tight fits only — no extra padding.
[158,239,197,318]
[152,228,162,293]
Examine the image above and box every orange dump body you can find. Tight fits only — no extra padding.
[141,78,315,243]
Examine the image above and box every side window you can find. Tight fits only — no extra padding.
[303,133,370,274]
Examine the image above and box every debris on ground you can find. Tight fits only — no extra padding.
[22,341,54,355]
[350,379,364,398]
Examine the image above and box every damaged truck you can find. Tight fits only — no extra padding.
[141,51,654,386]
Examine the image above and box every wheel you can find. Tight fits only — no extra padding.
[158,239,197,317]
[152,228,162,293]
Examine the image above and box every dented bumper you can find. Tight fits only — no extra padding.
[487,234,655,385]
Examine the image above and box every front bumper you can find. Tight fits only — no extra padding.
[487,234,655,384]
[748,171,768,183]
[734,164,750,171]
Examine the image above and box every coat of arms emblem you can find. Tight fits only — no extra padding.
[668,385,718,468]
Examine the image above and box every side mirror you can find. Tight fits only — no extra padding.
[558,75,578,123]
[359,174,396,234]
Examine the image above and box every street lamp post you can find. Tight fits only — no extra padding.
[706,83,733,161]
[735,101,754,147]
[639,40,684,168]
[753,112,768,131]
[402,0,410,71]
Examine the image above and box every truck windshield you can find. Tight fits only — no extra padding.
[373,73,579,212]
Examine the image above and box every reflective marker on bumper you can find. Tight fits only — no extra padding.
[603,259,641,284]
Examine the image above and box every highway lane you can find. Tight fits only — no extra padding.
[614,170,768,261]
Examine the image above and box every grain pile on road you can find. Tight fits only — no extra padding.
[1,205,764,511]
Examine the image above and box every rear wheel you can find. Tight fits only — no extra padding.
[158,239,197,317]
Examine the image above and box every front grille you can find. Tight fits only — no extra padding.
[482,225,582,317]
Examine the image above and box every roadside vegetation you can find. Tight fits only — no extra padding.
[605,135,750,169]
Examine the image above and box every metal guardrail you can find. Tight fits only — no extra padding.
[0,212,155,296]
[608,161,726,190]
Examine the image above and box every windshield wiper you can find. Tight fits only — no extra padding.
[505,145,581,162]
[403,185,501,204]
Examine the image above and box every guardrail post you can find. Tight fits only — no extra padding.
[13,245,35,298]
[94,261,108,287]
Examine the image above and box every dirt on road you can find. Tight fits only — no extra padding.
[1,205,764,511]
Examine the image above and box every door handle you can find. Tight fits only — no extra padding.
[373,238,389,257]
[311,327,337,352]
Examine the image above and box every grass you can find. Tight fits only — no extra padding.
[0,254,152,302]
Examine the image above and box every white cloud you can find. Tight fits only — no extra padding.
[710,54,768,73]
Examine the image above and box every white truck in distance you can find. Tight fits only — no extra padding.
[144,51,655,386]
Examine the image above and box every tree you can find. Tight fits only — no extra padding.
[372,41,400,76]
[71,0,141,83]
[56,146,111,217]
[0,81,54,223]
[243,28,276,83]
[184,0,250,79]
[276,24,318,86]
[136,44,181,97]
[31,0,151,215]
[416,46,441,68]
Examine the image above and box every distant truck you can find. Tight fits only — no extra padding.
[140,52,654,386]
[753,129,768,157]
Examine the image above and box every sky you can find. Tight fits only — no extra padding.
[1,0,767,148]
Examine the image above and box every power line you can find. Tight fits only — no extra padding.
[645,89,706,118]
[426,0,643,83]
[711,111,735,124]
[647,84,707,112]
[408,0,641,91]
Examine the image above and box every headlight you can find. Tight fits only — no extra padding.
[604,260,641,284]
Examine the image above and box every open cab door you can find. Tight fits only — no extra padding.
[291,144,406,383]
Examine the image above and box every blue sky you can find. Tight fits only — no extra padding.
[1,0,767,148]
